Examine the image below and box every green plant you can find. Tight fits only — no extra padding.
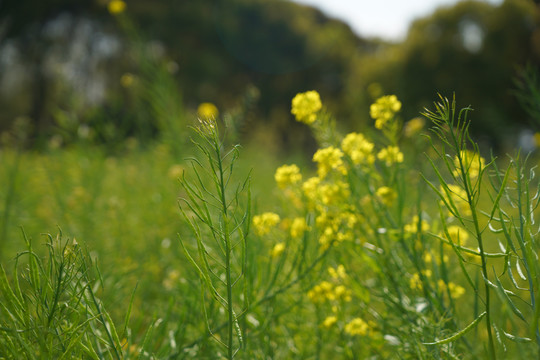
[0,230,127,359]
[178,118,251,359]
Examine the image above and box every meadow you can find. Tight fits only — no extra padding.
[1,91,540,359]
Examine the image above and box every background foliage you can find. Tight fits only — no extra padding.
[0,0,539,151]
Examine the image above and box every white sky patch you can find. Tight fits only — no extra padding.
[290,0,504,41]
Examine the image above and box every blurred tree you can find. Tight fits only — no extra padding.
[0,0,538,151]
[347,0,539,149]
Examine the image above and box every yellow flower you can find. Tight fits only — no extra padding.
[445,225,469,246]
[453,150,485,179]
[367,82,383,99]
[448,282,466,299]
[377,146,404,166]
[376,186,396,206]
[328,265,347,280]
[404,215,430,234]
[275,164,302,189]
[334,285,352,302]
[423,251,448,265]
[403,117,425,137]
[313,146,346,178]
[290,217,309,238]
[253,212,280,236]
[319,226,335,249]
[318,181,350,205]
[344,318,369,336]
[270,242,286,257]
[168,164,184,180]
[108,0,126,14]
[302,176,321,205]
[308,281,335,303]
[322,316,338,328]
[291,90,322,124]
[409,273,422,290]
[370,95,401,129]
[197,102,219,119]
[438,280,465,299]
[442,184,472,217]
[120,73,135,88]
[534,132,540,147]
[341,132,375,165]
[163,270,181,290]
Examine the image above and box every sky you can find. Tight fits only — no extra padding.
[290,0,504,41]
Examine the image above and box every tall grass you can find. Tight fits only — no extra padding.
[1,90,540,358]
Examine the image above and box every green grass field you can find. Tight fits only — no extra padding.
[1,93,540,359]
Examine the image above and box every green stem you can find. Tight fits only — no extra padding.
[451,139,496,359]
[215,137,234,360]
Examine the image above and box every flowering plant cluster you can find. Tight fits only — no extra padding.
[249,91,539,358]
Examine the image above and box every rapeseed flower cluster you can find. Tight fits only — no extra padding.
[444,225,469,246]
[377,146,404,166]
[344,317,370,336]
[322,316,338,328]
[453,150,485,179]
[376,186,396,206]
[252,212,280,236]
[291,90,322,124]
[341,132,375,165]
[328,265,347,280]
[307,279,352,304]
[403,117,425,137]
[290,217,309,238]
[403,215,430,234]
[442,184,472,217]
[197,102,219,119]
[439,280,466,299]
[313,146,347,178]
[108,0,126,14]
[270,242,286,258]
[370,95,401,129]
[274,164,302,189]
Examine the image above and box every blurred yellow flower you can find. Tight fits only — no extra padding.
[120,73,135,88]
[377,146,404,166]
[404,117,425,137]
[534,132,540,147]
[445,225,469,246]
[253,212,280,236]
[453,150,485,179]
[302,176,320,195]
[308,281,335,303]
[290,217,309,238]
[291,90,322,124]
[404,215,430,234]
[370,95,401,129]
[270,242,286,257]
[275,164,302,189]
[313,146,346,178]
[108,0,126,14]
[334,285,352,302]
[318,181,350,205]
[448,282,466,299]
[341,132,375,165]
[367,82,383,99]
[168,164,184,180]
[344,318,369,336]
[438,280,466,299]
[322,316,338,328]
[376,186,396,206]
[409,273,422,290]
[197,102,219,119]
[328,265,347,280]
[442,184,472,217]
